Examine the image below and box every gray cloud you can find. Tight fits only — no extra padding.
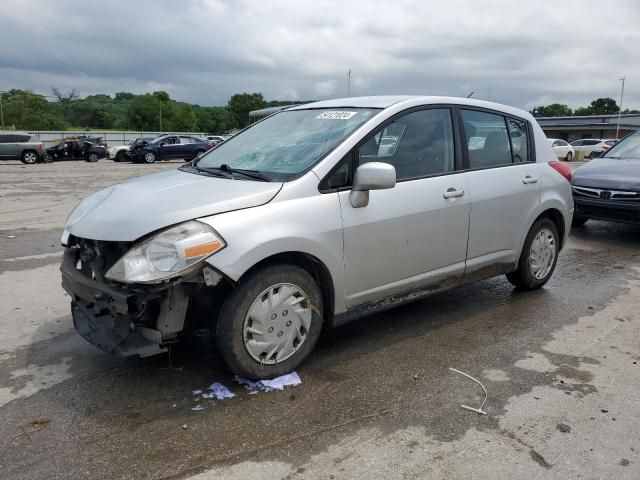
[1,0,639,110]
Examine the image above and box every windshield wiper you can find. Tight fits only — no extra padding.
[215,164,271,181]
[182,163,232,178]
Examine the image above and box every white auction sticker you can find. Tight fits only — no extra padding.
[316,111,357,120]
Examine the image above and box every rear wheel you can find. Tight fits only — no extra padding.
[143,151,157,164]
[216,264,323,379]
[565,151,573,161]
[506,218,559,290]
[87,152,99,162]
[21,150,38,164]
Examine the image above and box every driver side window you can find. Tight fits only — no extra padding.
[357,108,455,180]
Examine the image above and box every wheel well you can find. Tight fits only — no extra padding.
[536,208,566,249]
[240,252,335,326]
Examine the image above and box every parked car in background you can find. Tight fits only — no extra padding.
[61,96,573,379]
[46,137,107,162]
[572,131,640,225]
[205,135,225,145]
[0,131,47,164]
[108,137,153,162]
[548,138,575,161]
[135,135,214,163]
[570,139,610,159]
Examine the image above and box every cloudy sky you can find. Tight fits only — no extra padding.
[2,0,639,110]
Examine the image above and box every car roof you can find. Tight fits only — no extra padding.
[0,131,30,135]
[286,95,533,119]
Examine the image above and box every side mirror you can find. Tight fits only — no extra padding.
[160,141,166,147]
[349,162,396,208]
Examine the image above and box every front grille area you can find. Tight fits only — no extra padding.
[68,236,132,281]
[573,186,640,202]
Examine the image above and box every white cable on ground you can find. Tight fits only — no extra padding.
[449,367,488,415]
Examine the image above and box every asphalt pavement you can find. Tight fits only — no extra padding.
[0,159,639,479]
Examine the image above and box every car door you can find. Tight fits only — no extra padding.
[0,134,8,158]
[461,109,541,276]
[159,136,179,159]
[334,107,470,307]
[178,136,194,158]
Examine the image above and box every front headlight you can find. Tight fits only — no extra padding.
[105,221,225,284]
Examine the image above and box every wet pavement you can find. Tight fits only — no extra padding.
[0,160,639,479]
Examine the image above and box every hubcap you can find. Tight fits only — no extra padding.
[529,228,556,280]
[145,152,155,162]
[243,283,312,364]
[24,152,37,163]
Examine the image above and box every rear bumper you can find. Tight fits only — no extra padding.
[61,248,185,357]
[574,196,640,224]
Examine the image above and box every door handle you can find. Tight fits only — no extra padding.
[443,188,465,199]
[523,175,539,184]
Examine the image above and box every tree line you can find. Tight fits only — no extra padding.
[0,89,313,133]
[531,97,639,117]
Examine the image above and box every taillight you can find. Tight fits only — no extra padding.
[549,161,572,183]
[39,143,45,151]
[207,143,214,148]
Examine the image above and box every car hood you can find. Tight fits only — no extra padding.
[572,157,640,191]
[65,168,283,241]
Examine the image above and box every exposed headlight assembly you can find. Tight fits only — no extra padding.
[105,221,225,284]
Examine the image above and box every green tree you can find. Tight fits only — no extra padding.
[1,89,67,130]
[195,106,237,133]
[531,103,573,117]
[168,103,197,131]
[227,92,266,128]
[114,91,135,101]
[127,94,163,130]
[575,97,620,116]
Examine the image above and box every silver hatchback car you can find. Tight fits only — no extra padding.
[61,96,574,379]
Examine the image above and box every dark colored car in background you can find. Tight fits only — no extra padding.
[136,135,214,163]
[0,131,47,164]
[46,137,108,162]
[572,131,640,225]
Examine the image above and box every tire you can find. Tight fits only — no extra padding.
[572,216,588,227]
[506,218,559,290]
[116,151,128,162]
[143,151,157,164]
[87,152,99,162]
[216,264,324,379]
[21,150,38,164]
[565,151,573,161]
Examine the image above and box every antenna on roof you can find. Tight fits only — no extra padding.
[466,91,474,98]
[347,70,351,97]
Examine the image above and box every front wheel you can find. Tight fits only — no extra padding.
[143,151,157,164]
[216,264,324,379]
[87,152,99,162]
[506,218,559,290]
[116,151,128,162]
[565,151,573,161]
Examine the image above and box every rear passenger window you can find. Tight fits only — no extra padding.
[0,135,10,143]
[357,108,455,180]
[507,118,529,163]
[462,110,511,168]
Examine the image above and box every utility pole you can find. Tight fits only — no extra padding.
[347,70,351,97]
[0,90,5,130]
[159,103,163,133]
[615,76,625,139]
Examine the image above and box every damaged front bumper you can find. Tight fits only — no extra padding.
[61,246,191,357]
